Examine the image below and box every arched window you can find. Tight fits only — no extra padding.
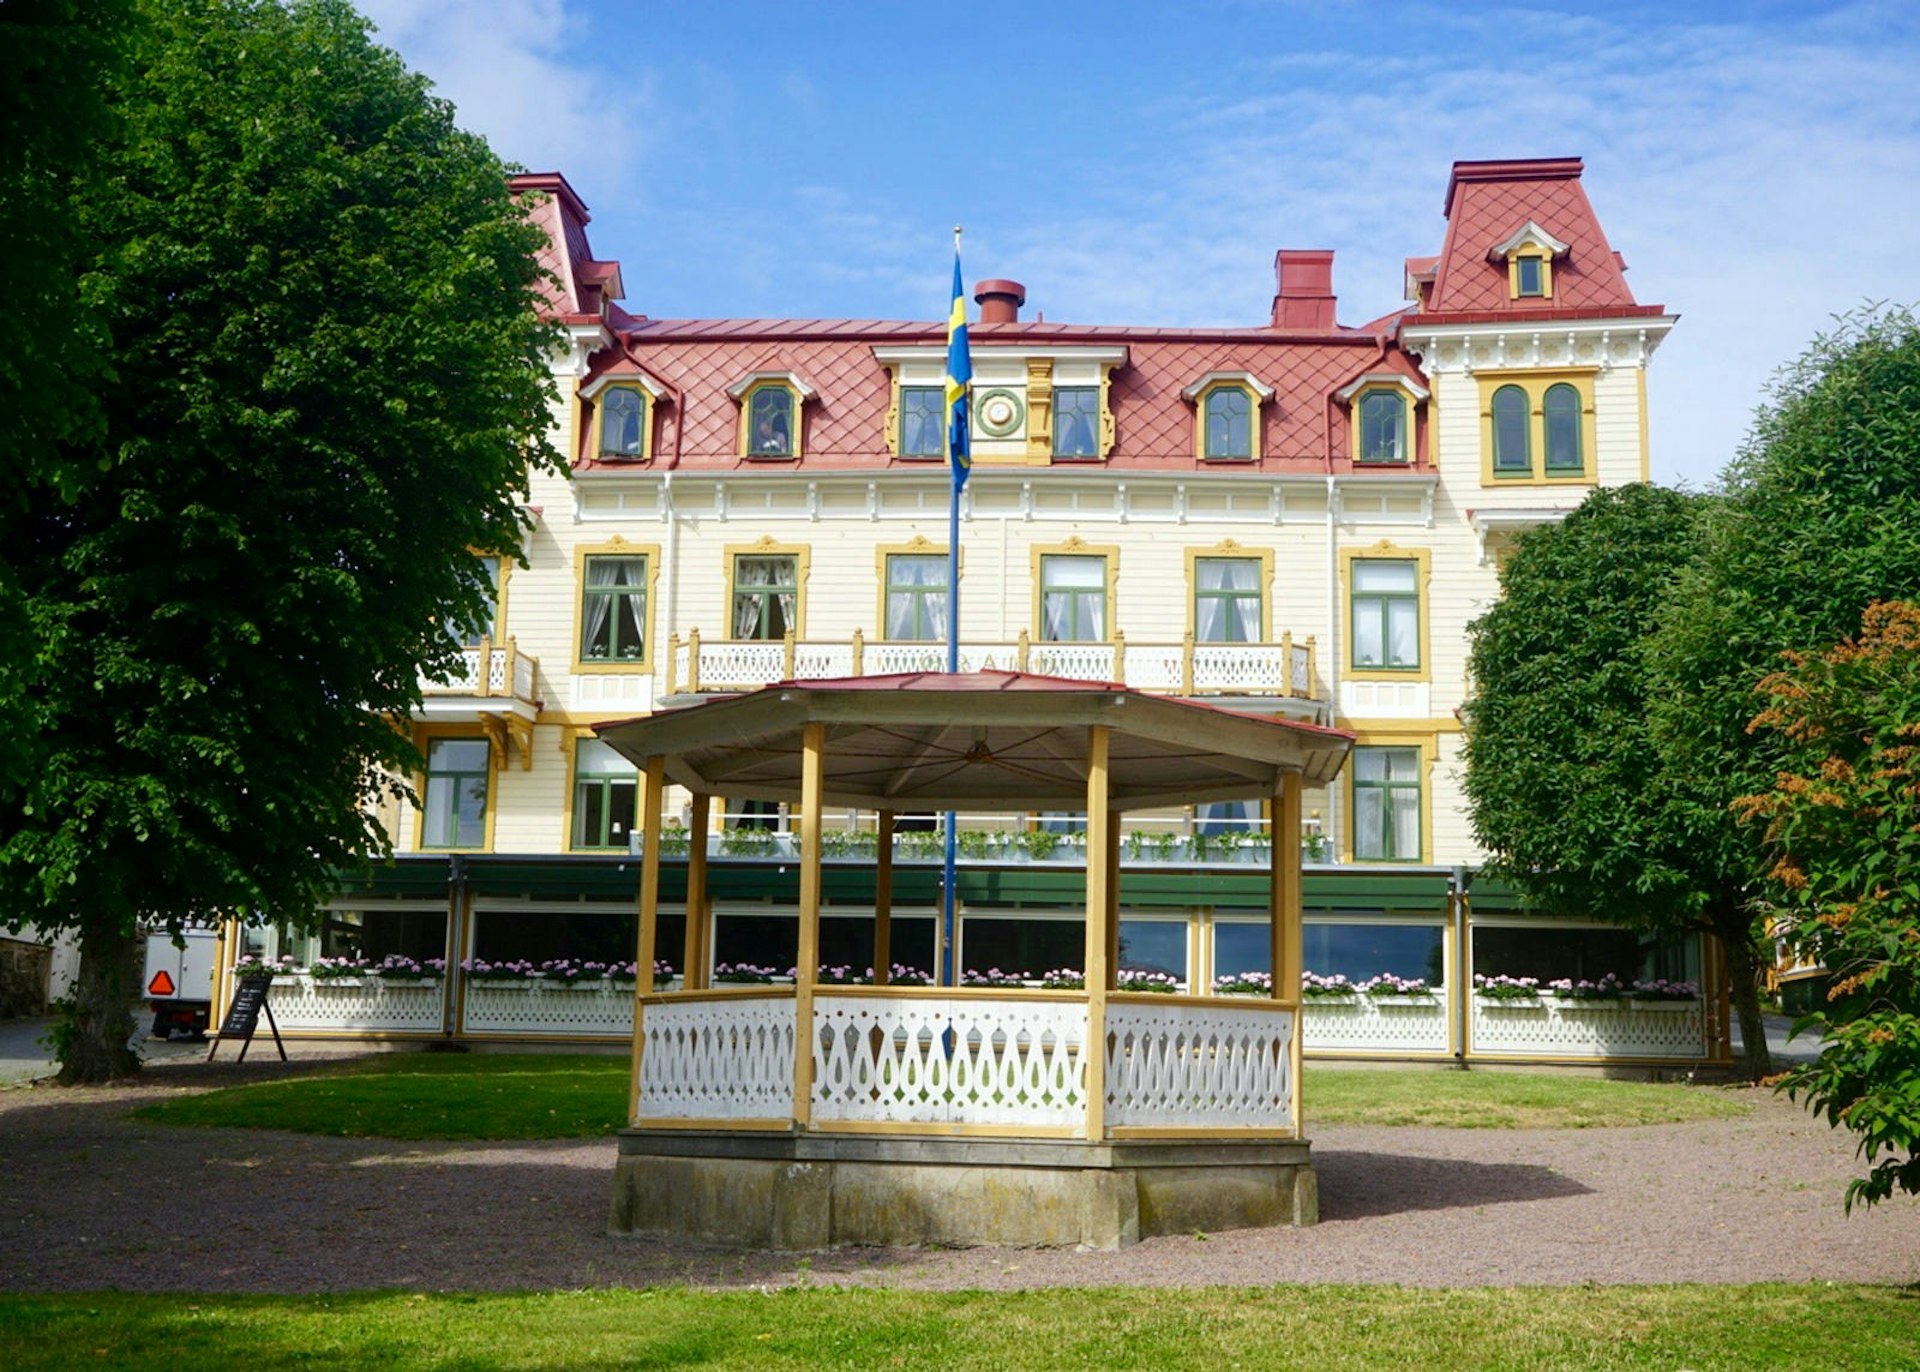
[1358,391,1407,464]
[747,386,794,458]
[1543,383,1582,472]
[1203,387,1252,460]
[1491,385,1531,474]
[598,388,646,461]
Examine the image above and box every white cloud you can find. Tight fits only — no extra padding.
[355,0,652,182]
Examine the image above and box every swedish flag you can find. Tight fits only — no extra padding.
[944,252,971,491]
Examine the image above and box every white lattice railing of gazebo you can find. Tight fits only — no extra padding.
[1105,996,1295,1128]
[811,990,1089,1128]
[1301,994,1450,1054]
[461,980,633,1037]
[263,977,447,1033]
[637,990,797,1121]
[1469,997,1708,1060]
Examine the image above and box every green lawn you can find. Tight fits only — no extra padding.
[2,1285,1915,1370]
[134,1053,1748,1140]
[133,1054,628,1140]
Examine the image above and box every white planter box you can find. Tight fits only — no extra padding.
[461,977,633,1037]
[260,975,446,1033]
[1304,992,1448,1053]
[1470,995,1706,1060]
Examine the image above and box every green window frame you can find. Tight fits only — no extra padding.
[1350,559,1419,671]
[900,386,946,459]
[454,555,501,649]
[1193,557,1261,644]
[1040,554,1107,642]
[572,739,638,851]
[1515,255,1545,296]
[1491,385,1531,474]
[732,554,798,640]
[580,554,648,662]
[598,388,647,461]
[1358,391,1407,464]
[1202,387,1252,460]
[1352,745,1421,862]
[422,738,489,850]
[1052,386,1100,459]
[1542,383,1583,472]
[885,554,949,641]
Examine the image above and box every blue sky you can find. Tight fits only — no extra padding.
[358,0,1920,488]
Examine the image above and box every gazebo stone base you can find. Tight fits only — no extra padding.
[609,1130,1317,1251]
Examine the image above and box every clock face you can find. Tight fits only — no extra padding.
[974,388,1024,438]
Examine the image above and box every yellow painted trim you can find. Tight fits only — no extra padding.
[1340,716,1463,734]
[587,383,654,464]
[1183,540,1273,643]
[1506,251,1554,300]
[874,536,955,642]
[1477,368,1599,487]
[1105,1135,1297,1143]
[1348,384,1414,466]
[1022,357,1055,464]
[1097,362,1119,458]
[639,984,797,1005]
[1190,379,1263,464]
[736,379,805,460]
[1637,367,1651,483]
[724,536,812,639]
[882,366,901,459]
[1030,536,1120,644]
[1341,728,1439,865]
[629,1117,796,1132]
[808,1120,1083,1138]
[409,723,498,853]
[570,536,662,674]
[1339,540,1432,682]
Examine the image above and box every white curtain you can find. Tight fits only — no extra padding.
[887,556,948,641]
[1195,558,1258,643]
[733,557,793,639]
[580,557,630,657]
[1042,556,1104,641]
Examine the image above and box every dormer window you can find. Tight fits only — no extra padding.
[580,368,665,465]
[747,386,793,458]
[1514,254,1546,297]
[1488,220,1569,302]
[1053,387,1100,459]
[1181,370,1273,463]
[727,370,816,461]
[598,387,647,461]
[1335,372,1427,468]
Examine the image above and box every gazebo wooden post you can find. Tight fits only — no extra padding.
[792,722,826,1130]
[1083,725,1112,1142]
[683,792,710,989]
[628,755,666,1122]
[1273,770,1305,1133]
[873,809,895,985]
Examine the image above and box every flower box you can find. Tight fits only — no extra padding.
[1475,993,1545,1008]
[1367,994,1439,1006]
[1549,997,1628,1010]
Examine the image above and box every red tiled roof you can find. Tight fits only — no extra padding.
[1425,159,1650,316]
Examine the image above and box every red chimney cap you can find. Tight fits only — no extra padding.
[974,279,1026,323]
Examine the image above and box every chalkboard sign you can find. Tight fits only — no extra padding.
[207,974,287,1062]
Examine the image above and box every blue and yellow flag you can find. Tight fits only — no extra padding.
[944,252,971,491]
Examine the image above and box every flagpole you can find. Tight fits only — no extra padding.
[942,226,966,990]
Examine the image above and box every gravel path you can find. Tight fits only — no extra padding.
[2,1056,1917,1293]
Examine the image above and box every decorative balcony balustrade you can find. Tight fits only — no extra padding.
[630,984,1299,1139]
[666,628,1317,700]
[421,636,537,706]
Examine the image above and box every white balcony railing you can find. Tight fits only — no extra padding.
[667,629,1317,700]
[422,636,537,706]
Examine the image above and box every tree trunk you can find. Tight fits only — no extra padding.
[1713,910,1772,1081]
[56,923,141,1084]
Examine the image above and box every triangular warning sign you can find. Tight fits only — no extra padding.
[148,969,176,997]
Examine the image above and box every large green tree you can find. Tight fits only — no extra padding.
[1457,484,1779,1071]
[0,0,561,1081]
[1741,601,1920,1208]
[0,0,130,798]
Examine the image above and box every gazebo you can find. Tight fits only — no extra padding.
[597,671,1352,1249]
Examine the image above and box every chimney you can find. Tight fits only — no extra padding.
[974,278,1026,324]
[1271,250,1337,329]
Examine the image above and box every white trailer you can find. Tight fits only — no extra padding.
[142,927,219,1039]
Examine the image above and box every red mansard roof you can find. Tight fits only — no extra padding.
[1422,158,1652,318]
[541,157,1652,476]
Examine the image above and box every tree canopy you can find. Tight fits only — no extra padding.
[0,0,561,1080]
[1741,601,1920,1208]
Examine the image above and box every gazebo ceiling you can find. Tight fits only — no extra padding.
[595,671,1352,812]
